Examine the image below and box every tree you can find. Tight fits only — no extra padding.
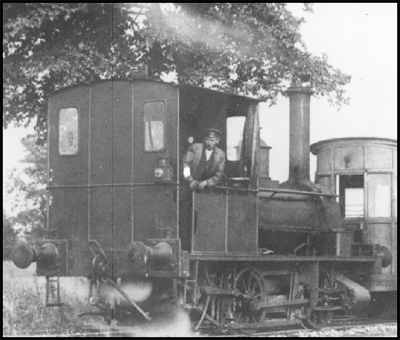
[3,209,18,253]
[4,135,47,241]
[3,3,351,143]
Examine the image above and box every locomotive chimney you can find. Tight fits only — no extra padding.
[286,86,314,182]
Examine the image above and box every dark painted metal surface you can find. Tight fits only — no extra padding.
[49,80,179,260]
[112,187,132,248]
[90,187,113,248]
[49,86,90,187]
[188,254,376,262]
[90,82,113,185]
[112,82,133,184]
[133,81,177,183]
[258,199,319,228]
[286,87,313,182]
[133,186,177,242]
[227,194,257,254]
[49,188,88,251]
[192,192,227,253]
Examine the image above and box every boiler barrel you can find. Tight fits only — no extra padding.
[258,199,320,229]
[257,195,343,254]
[258,193,342,230]
[258,198,320,254]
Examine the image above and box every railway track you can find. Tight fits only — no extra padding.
[4,313,397,337]
[198,316,398,338]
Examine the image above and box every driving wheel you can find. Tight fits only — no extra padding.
[301,270,334,329]
[232,267,266,324]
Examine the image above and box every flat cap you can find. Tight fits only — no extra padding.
[204,128,222,138]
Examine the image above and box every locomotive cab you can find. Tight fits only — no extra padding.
[185,86,344,256]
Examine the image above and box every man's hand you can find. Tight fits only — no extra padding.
[198,181,207,190]
[189,180,199,190]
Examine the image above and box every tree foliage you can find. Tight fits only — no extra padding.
[4,135,47,241]
[3,3,351,142]
[3,209,18,250]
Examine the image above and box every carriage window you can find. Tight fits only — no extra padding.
[59,108,79,155]
[339,175,364,218]
[144,102,165,152]
[344,188,364,218]
[227,116,246,161]
[368,174,391,217]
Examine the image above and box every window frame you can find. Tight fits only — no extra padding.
[143,100,167,153]
[344,187,365,218]
[226,115,246,162]
[338,174,365,219]
[366,172,392,219]
[58,107,80,157]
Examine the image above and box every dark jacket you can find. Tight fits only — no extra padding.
[183,143,226,186]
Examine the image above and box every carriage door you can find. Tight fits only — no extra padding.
[131,81,178,243]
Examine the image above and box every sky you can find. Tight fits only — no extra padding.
[262,3,397,181]
[3,3,398,185]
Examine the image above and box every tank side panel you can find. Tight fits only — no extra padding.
[192,192,226,253]
[227,195,257,254]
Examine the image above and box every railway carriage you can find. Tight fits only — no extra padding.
[12,79,397,329]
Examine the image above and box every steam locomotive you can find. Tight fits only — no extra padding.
[12,79,397,329]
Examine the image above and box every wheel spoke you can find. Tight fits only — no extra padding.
[301,270,334,330]
[240,276,246,290]
[233,268,266,324]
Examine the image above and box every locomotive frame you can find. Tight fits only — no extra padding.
[12,79,397,330]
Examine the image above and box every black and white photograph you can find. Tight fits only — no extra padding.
[3,3,397,337]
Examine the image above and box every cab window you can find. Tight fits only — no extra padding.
[144,102,165,152]
[59,108,79,155]
[226,116,246,161]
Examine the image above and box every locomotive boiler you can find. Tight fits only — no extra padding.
[12,79,396,330]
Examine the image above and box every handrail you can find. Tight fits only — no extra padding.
[47,182,179,189]
[214,185,338,197]
[47,182,337,197]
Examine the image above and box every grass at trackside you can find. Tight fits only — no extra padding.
[3,261,99,336]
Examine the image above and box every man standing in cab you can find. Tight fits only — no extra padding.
[183,128,226,191]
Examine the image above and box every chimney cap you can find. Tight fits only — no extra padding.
[286,87,314,95]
